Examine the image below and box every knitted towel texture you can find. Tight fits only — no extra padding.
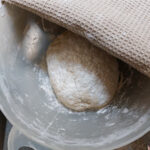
[3,0,150,77]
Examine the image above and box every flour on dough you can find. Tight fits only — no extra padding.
[46,31,119,111]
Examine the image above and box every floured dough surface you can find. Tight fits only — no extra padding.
[46,31,119,111]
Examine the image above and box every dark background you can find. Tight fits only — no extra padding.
[0,112,6,150]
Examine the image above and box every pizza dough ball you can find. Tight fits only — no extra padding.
[46,31,119,111]
[22,21,49,63]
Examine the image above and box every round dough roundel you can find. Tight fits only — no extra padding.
[46,32,119,111]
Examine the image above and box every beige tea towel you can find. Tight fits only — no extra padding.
[2,0,150,77]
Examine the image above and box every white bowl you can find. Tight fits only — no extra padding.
[0,4,150,150]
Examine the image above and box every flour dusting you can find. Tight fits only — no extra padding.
[122,108,129,114]
[33,65,74,114]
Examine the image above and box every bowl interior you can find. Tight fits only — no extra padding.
[0,4,150,150]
